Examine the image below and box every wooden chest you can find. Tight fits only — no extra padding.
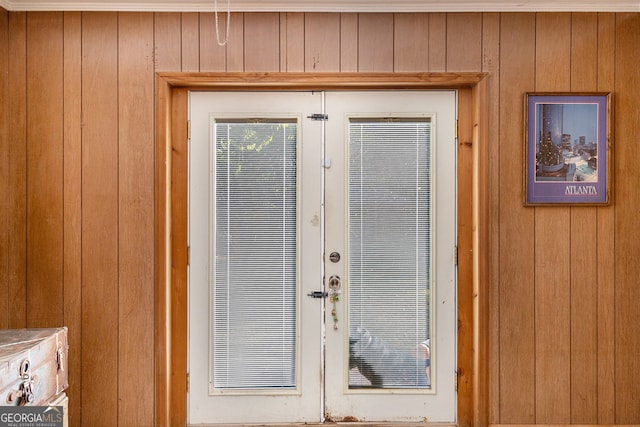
[0,328,69,407]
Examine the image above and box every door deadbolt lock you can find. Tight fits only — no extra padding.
[328,275,341,291]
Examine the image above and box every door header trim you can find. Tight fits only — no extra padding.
[158,72,486,91]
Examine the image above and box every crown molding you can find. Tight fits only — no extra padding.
[1,0,639,12]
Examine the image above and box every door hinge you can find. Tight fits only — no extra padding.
[187,246,190,266]
[454,246,458,266]
[307,113,328,121]
[455,119,458,140]
[186,372,190,393]
[187,120,191,140]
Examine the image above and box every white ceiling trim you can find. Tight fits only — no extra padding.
[1,0,639,12]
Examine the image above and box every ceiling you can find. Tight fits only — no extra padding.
[1,0,639,12]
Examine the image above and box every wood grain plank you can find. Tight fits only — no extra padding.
[446,12,482,71]
[569,207,598,422]
[170,88,189,427]
[596,12,615,425]
[200,12,226,71]
[63,11,82,427]
[473,76,491,427]
[0,7,8,329]
[153,12,181,72]
[571,13,598,90]
[393,13,428,72]
[26,11,64,328]
[282,12,304,72]
[181,12,200,72]
[481,12,501,425]
[81,12,119,425]
[154,77,171,427]
[457,87,475,427]
[614,12,640,423]
[304,13,340,72]
[226,13,244,71]
[7,11,27,329]
[244,12,280,71]
[533,12,572,424]
[569,12,599,424]
[118,12,155,427]
[498,13,536,424]
[357,13,393,71]
[535,12,571,90]
[339,13,358,72]
[428,13,446,72]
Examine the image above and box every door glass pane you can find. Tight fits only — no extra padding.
[348,119,432,389]
[211,119,297,390]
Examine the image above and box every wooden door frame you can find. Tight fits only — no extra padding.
[154,72,490,427]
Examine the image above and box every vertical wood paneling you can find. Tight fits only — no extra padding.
[534,12,572,424]
[498,13,536,424]
[304,13,340,72]
[81,12,119,425]
[282,12,304,71]
[0,7,9,329]
[154,13,181,72]
[26,12,64,328]
[482,11,501,425]
[615,12,640,423]
[244,13,280,71]
[428,13,446,71]
[226,13,244,71]
[339,13,357,72]
[596,12,616,425]
[181,13,200,71]
[571,13,598,89]
[7,12,27,329]
[357,13,393,71]
[569,203,598,418]
[4,9,640,426]
[200,12,226,71]
[569,12,599,424]
[393,13,428,71]
[446,13,482,71]
[118,12,155,427]
[63,11,82,427]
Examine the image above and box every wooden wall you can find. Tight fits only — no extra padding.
[1,9,640,427]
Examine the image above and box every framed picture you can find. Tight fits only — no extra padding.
[524,92,611,206]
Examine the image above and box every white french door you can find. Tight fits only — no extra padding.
[188,90,457,425]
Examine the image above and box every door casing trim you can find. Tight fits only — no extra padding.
[154,72,490,427]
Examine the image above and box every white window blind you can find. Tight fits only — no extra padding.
[348,119,432,389]
[211,120,298,390]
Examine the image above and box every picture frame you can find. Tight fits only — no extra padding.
[524,92,611,206]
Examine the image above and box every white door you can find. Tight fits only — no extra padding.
[188,90,457,425]
[323,91,457,422]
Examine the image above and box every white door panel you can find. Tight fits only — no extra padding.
[189,91,324,424]
[323,91,457,422]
